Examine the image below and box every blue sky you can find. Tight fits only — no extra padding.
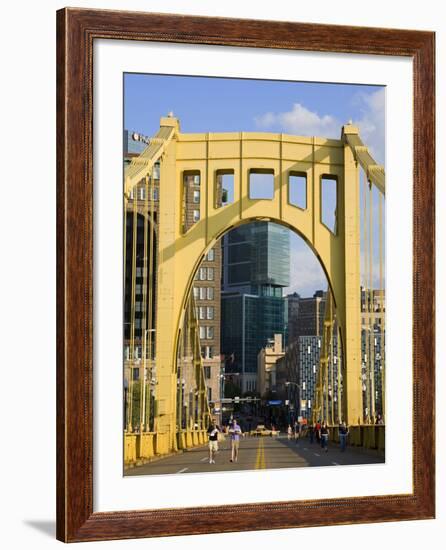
[124,73,385,297]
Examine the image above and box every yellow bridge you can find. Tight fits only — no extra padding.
[124,115,385,466]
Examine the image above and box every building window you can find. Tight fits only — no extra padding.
[199,307,206,320]
[199,287,207,300]
[207,387,212,401]
[207,307,214,320]
[207,287,214,300]
[193,209,200,222]
[193,190,200,203]
[206,326,214,339]
[193,287,199,299]
[140,187,145,200]
[193,174,200,186]
[199,326,206,339]
[206,248,215,262]
[207,267,214,281]
[199,267,206,280]
[204,366,211,379]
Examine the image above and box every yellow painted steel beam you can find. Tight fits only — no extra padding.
[343,129,385,195]
[341,124,363,425]
[149,117,382,456]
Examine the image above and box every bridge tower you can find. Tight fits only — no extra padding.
[126,115,384,457]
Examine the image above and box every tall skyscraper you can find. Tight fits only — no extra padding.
[221,222,290,393]
[286,290,327,344]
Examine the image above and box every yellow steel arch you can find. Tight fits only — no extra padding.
[131,115,383,454]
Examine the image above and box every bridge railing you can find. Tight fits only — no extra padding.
[329,424,385,453]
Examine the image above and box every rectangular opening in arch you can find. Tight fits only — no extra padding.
[215,170,234,208]
[289,172,307,209]
[249,169,274,200]
[182,170,200,233]
[321,175,338,234]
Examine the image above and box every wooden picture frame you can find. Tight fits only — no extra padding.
[56,7,435,542]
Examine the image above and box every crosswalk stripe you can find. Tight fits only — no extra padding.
[314,453,320,457]
[176,467,188,474]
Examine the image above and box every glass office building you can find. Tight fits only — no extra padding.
[222,222,290,294]
[221,222,290,393]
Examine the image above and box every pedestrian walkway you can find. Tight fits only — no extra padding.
[126,435,384,476]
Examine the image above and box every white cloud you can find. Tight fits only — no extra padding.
[254,103,339,138]
[285,237,328,297]
[353,88,385,165]
[254,88,385,165]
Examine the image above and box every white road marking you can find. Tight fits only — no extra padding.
[303,448,308,451]
[200,457,208,462]
[176,467,189,474]
[314,453,320,457]
[332,462,339,465]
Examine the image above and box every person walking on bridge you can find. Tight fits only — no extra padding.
[339,421,349,452]
[315,420,322,444]
[229,419,242,462]
[207,418,221,464]
[320,421,329,452]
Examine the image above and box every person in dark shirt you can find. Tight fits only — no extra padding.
[339,421,349,452]
[207,418,221,464]
[320,421,329,452]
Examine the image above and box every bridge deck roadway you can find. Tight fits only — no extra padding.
[125,435,384,476]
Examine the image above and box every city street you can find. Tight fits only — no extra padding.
[125,435,384,476]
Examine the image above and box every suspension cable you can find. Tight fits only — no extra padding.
[379,192,385,421]
[140,177,149,432]
[362,173,369,422]
[128,189,138,432]
[369,182,375,421]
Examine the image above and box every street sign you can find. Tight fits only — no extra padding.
[268,400,282,406]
